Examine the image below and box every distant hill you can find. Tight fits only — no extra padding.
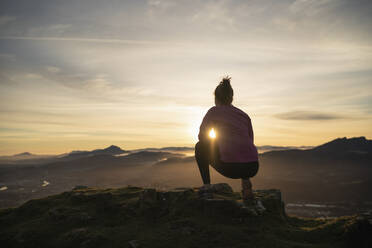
[14,152,33,156]
[0,152,56,165]
[257,145,313,153]
[0,145,128,165]
[0,145,187,165]
[312,136,372,153]
[47,151,181,171]
[260,136,372,164]
[256,137,372,205]
[0,144,316,165]
[63,145,126,159]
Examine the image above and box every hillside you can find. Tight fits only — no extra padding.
[0,184,371,248]
[260,136,372,163]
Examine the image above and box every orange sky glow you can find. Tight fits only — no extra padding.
[0,0,372,155]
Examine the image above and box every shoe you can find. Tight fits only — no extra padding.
[242,189,254,203]
[242,194,255,205]
[256,199,266,213]
[241,198,266,215]
[198,184,214,199]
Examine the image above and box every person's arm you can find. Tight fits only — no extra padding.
[248,117,254,143]
[198,108,214,142]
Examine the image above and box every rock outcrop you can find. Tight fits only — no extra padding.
[139,183,283,219]
[0,183,371,248]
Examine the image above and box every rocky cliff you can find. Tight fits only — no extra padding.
[0,183,371,248]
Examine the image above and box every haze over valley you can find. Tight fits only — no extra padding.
[1,136,371,217]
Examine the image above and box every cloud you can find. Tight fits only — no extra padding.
[289,0,340,16]
[34,71,157,102]
[25,24,71,36]
[0,53,15,61]
[0,36,164,45]
[274,111,344,121]
[45,66,60,73]
[1,1,371,43]
[0,15,16,26]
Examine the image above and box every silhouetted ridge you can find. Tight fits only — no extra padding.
[14,152,33,156]
[260,136,372,169]
[93,145,125,154]
[312,136,372,153]
[64,145,126,159]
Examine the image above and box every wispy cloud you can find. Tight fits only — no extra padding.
[274,111,345,121]
[290,0,341,16]
[0,36,167,45]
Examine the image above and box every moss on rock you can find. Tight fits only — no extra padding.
[0,184,371,248]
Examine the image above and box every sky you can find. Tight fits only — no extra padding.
[0,0,371,155]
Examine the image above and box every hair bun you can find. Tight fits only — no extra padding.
[221,76,231,86]
[215,76,233,105]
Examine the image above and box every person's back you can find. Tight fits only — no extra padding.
[195,76,259,203]
[198,105,258,163]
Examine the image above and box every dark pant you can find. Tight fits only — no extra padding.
[195,141,259,184]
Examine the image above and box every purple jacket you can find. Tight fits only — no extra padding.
[198,105,258,163]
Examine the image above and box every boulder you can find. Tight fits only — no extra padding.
[209,183,233,194]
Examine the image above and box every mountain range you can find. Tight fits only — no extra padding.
[0,144,313,165]
[0,136,371,217]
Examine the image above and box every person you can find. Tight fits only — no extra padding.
[195,76,259,202]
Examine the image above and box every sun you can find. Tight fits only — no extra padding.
[209,128,216,139]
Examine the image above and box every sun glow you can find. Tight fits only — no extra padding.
[209,128,216,139]
[187,107,207,142]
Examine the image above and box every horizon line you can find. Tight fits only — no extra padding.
[1,135,369,156]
